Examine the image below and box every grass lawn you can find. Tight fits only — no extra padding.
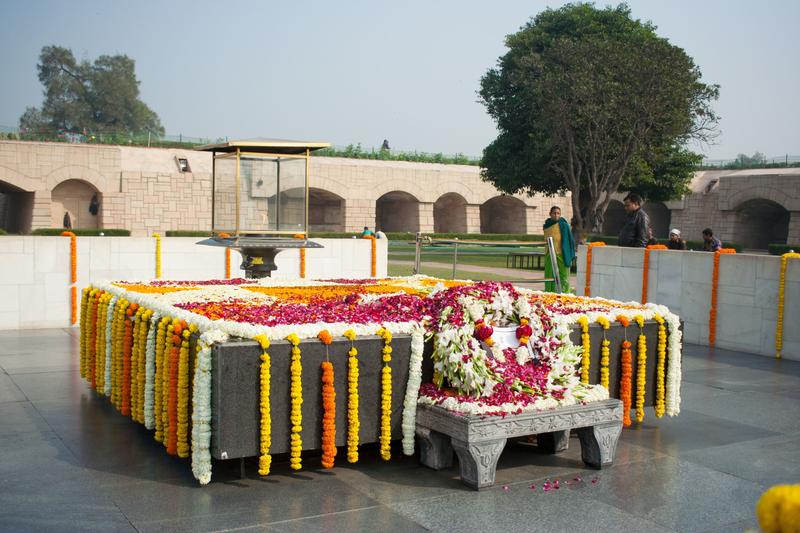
[388,243,546,270]
[387,261,545,282]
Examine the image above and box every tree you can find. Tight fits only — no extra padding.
[19,45,164,136]
[479,3,718,242]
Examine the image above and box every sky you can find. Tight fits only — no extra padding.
[1,0,798,161]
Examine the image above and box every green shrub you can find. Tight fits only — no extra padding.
[165,230,214,237]
[0,228,7,235]
[31,228,130,236]
[768,244,800,256]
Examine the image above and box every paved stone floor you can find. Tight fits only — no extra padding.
[1,328,798,532]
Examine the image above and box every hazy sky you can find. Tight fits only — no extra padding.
[1,0,798,160]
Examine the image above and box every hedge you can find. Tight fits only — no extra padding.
[165,230,214,237]
[31,228,131,236]
[768,244,800,256]
[0,228,7,235]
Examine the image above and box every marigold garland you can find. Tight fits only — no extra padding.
[166,320,180,455]
[578,316,591,384]
[87,289,99,389]
[225,248,231,279]
[596,316,610,389]
[756,483,800,533]
[95,292,107,393]
[121,303,135,416]
[775,253,800,359]
[370,235,377,277]
[176,325,191,458]
[65,232,78,324]
[583,242,606,297]
[130,308,142,418]
[153,233,162,279]
[616,315,633,427]
[160,320,173,444]
[343,329,360,463]
[253,334,272,476]
[709,248,737,346]
[79,287,90,378]
[153,317,169,442]
[642,244,667,303]
[634,315,647,423]
[654,314,667,418]
[287,332,303,470]
[377,327,393,460]
[320,361,337,468]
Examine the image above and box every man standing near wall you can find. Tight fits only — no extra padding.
[618,193,650,247]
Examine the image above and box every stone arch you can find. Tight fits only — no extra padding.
[733,198,790,249]
[46,165,109,193]
[642,202,671,239]
[480,196,526,234]
[51,179,101,229]
[722,186,791,212]
[376,191,419,233]
[602,200,626,236]
[308,188,345,232]
[434,192,467,233]
[0,179,34,234]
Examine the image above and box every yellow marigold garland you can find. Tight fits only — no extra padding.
[654,314,667,418]
[95,293,107,393]
[756,484,800,533]
[177,327,191,458]
[377,327,393,461]
[344,329,360,463]
[578,316,590,384]
[161,320,174,445]
[79,287,90,379]
[776,252,800,359]
[130,308,142,419]
[634,314,647,423]
[596,316,611,389]
[253,334,272,476]
[287,332,303,470]
[153,232,162,279]
[153,316,169,443]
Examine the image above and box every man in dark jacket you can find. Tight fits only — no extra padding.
[618,193,650,247]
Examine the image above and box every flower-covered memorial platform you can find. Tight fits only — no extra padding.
[78,275,682,485]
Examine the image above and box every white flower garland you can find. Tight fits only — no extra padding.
[191,328,228,485]
[103,295,118,397]
[143,311,161,429]
[662,310,682,416]
[401,326,424,455]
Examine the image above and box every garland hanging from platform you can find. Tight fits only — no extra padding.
[377,327,393,460]
[775,252,800,359]
[617,315,633,427]
[708,248,737,346]
[401,327,424,455]
[641,244,667,304]
[583,242,606,297]
[344,329,360,463]
[596,315,611,389]
[634,314,647,423]
[287,333,304,470]
[318,329,337,469]
[578,316,590,384]
[254,334,272,476]
[153,233,162,279]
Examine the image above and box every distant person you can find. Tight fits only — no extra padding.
[360,226,374,237]
[702,228,722,252]
[618,193,650,248]
[63,212,72,229]
[667,229,687,250]
[375,229,387,240]
[646,227,657,246]
[542,206,574,293]
[381,139,390,151]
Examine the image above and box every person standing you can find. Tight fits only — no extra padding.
[702,228,722,252]
[618,193,651,247]
[667,228,687,250]
[360,226,374,237]
[542,206,575,293]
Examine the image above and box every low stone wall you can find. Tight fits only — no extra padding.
[0,236,387,330]
[577,245,800,360]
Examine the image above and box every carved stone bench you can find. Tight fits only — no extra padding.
[416,399,623,490]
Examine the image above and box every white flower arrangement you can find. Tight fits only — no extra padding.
[104,295,118,397]
[401,326,425,455]
[143,312,160,430]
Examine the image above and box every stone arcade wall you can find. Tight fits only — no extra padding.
[576,245,800,360]
[0,237,387,330]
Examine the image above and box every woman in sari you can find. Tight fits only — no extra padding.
[542,206,575,293]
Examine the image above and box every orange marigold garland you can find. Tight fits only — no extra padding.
[253,334,272,476]
[775,252,800,359]
[160,319,174,444]
[584,242,606,297]
[709,248,737,346]
[79,287,90,378]
[166,319,181,455]
[634,314,647,423]
[642,244,667,303]
[343,329,360,463]
[64,231,78,324]
[121,303,136,416]
[287,333,303,470]
[654,314,667,418]
[596,316,611,388]
[225,248,231,279]
[377,327,392,460]
[320,361,337,468]
[578,316,591,384]
[617,315,632,427]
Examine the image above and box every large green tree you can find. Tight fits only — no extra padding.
[19,45,164,136]
[479,3,718,242]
